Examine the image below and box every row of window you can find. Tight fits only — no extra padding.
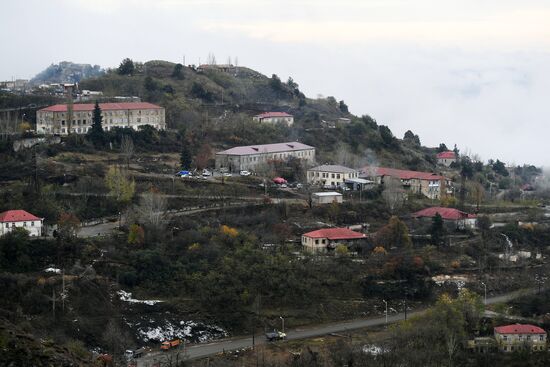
[50,110,160,118]
[502,334,545,341]
[240,150,314,163]
[4,221,36,228]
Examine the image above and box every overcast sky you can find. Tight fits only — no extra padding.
[2,0,550,166]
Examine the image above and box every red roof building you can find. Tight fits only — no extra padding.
[38,102,163,113]
[412,207,477,229]
[494,324,547,352]
[0,210,41,222]
[302,228,366,251]
[0,210,43,237]
[360,166,451,200]
[437,151,457,166]
[253,112,294,125]
[412,207,476,221]
[36,102,166,135]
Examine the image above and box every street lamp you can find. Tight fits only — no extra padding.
[279,316,285,334]
[480,282,487,305]
[382,300,388,325]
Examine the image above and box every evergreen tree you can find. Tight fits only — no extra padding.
[118,58,135,75]
[88,101,104,147]
[339,100,349,114]
[180,144,192,169]
[172,63,184,79]
[430,213,446,245]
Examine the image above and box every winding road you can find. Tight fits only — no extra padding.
[136,287,538,367]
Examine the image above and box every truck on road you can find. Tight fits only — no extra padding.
[161,339,181,351]
[265,330,286,342]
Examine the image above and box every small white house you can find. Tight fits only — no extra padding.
[0,210,43,237]
[253,112,294,126]
[311,192,343,205]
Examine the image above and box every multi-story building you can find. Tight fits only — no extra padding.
[361,166,452,200]
[36,102,165,135]
[307,165,358,187]
[253,112,294,126]
[494,324,547,352]
[215,141,315,172]
[0,210,43,237]
[301,227,366,252]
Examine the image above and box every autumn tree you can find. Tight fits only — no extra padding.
[57,212,80,240]
[375,216,412,249]
[105,166,135,206]
[195,143,213,170]
[127,224,145,245]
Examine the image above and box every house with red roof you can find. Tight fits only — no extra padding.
[253,112,294,126]
[437,151,457,166]
[494,324,547,352]
[301,227,366,251]
[360,166,452,200]
[215,141,315,172]
[0,210,43,237]
[36,102,165,135]
[412,206,477,229]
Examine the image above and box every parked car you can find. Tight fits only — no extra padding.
[202,169,212,177]
[176,170,190,177]
[265,330,286,342]
[223,172,232,177]
[240,170,251,176]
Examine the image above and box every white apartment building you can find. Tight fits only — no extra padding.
[307,165,358,187]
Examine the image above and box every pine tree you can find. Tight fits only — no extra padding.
[88,101,104,147]
[180,144,192,169]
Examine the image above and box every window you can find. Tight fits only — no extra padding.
[315,240,319,245]
[503,335,508,341]
[527,335,531,341]
[23,222,27,227]
[337,174,341,179]
[31,222,34,226]
[540,335,545,341]
[61,120,65,125]
[331,173,335,178]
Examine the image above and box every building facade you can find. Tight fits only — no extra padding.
[215,141,315,172]
[302,227,366,251]
[361,166,452,200]
[307,165,358,187]
[36,102,166,135]
[0,210,43,237]
[311,192,343,205]
[494,324,547,352]
[437,151,457,166]
[253,112,294,126]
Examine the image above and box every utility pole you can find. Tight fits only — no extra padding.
[383,299,388,325]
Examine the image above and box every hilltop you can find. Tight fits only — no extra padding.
[77,59,439,171]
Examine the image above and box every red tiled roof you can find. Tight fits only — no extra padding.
[495,324,546,335]
[362,166,445,181]
[412,207,476,220]
[38,102,163,113]
[437,151,456,159]
[0,210,41,222]
[255,112,293,119]
[303,228,366,240]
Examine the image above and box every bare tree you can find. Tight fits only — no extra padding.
[138,189,167,240]
[120,135,134,169]
[382,176,405,214]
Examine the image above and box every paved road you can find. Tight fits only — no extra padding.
[136,287,539,366]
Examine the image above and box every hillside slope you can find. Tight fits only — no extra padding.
[79,59,439,171]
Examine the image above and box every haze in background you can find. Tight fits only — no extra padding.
[1,0,549,165]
